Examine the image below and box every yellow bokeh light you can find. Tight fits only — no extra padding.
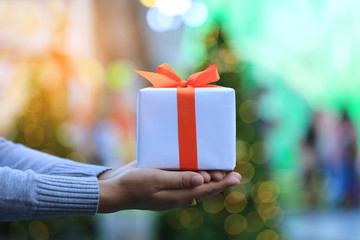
[140,0,156,7]
[256,229,279,240]
[227,183,248,196]
[180,207,203,229]
[258,181,280,203]
[239,100,262,123]
[256,201,281,220]
[225,191,247,213]
[263,209,284,228]
[49,91,68,119]
[224,214,247,235]
[251,141,272,164]
[28,221,49,240]
[234,161,255,184]
[24,124,45,147]
[245,211,264,233]
[202,194,224,214]
[236,140,253,161]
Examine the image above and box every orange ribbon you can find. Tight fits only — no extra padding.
[135,63,220,170]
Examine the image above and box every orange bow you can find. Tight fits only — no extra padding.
[135,63,220,170]
[134,63,220,88]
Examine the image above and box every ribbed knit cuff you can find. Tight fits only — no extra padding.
[50,160,112,178]
[34,174,100,218]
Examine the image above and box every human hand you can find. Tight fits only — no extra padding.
[97,167,241,213]
[98,160,227,182]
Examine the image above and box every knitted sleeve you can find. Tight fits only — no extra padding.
[0,167,100,221]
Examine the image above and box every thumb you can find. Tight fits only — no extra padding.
[156,171,204,190]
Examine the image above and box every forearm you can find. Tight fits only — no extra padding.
[0,137,111,177]
[0,167,100,221]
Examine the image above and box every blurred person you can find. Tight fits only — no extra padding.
[301,117,321,209]
[0,137,241,221]
[336,110,359,208]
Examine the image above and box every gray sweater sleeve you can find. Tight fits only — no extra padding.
[0,138,113,221]
[0,167,100,221]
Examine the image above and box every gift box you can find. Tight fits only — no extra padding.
[135,64,236,170]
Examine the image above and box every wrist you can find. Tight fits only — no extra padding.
[97,169,115,180]
[97,179,113,213]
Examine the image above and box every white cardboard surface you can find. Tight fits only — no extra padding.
[137,87,236,170]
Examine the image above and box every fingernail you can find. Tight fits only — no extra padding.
[192,175,203,186]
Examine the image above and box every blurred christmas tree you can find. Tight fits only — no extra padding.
[157,23,283,240]
[0,54,97,240]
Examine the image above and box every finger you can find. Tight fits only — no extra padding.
[196,172,241,202]
[156,172,241,206]
[197,170,211,183]
[154,170,204,190]
[208,170,226,181]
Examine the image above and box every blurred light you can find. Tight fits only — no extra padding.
[225,191,247,213]
[252,141,272,164]
[234,161,255,184]
[107,60,134,91]
[236,140,253,161]
[256,201,281,220]
[179,207,203,229]
[256,229,279,240]
[24,124,45,147]
[239,100,262,123]
[146,7,182,32]
[258,181,280,203]
[202,194,224,213]
[49,91,67,119]
[9,222,27,240]
[156,0,191,16]
[28,221,49,240]
[140,0,156,7]
[181,1,208,27]
[56,123,74,147]
[224,214,247,235]
[245,211,264,233]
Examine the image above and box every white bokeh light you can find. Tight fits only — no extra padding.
[146,7,182,32]
[181,1,208,27]
[156,0,191,16]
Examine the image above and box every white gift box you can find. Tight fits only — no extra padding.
[136,87,236,170]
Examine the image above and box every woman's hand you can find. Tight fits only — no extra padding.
[97,163,241,213]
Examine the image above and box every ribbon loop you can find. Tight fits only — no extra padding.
[135,64,219,88]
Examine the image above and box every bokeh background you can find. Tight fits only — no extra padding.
[1,0,360,239]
